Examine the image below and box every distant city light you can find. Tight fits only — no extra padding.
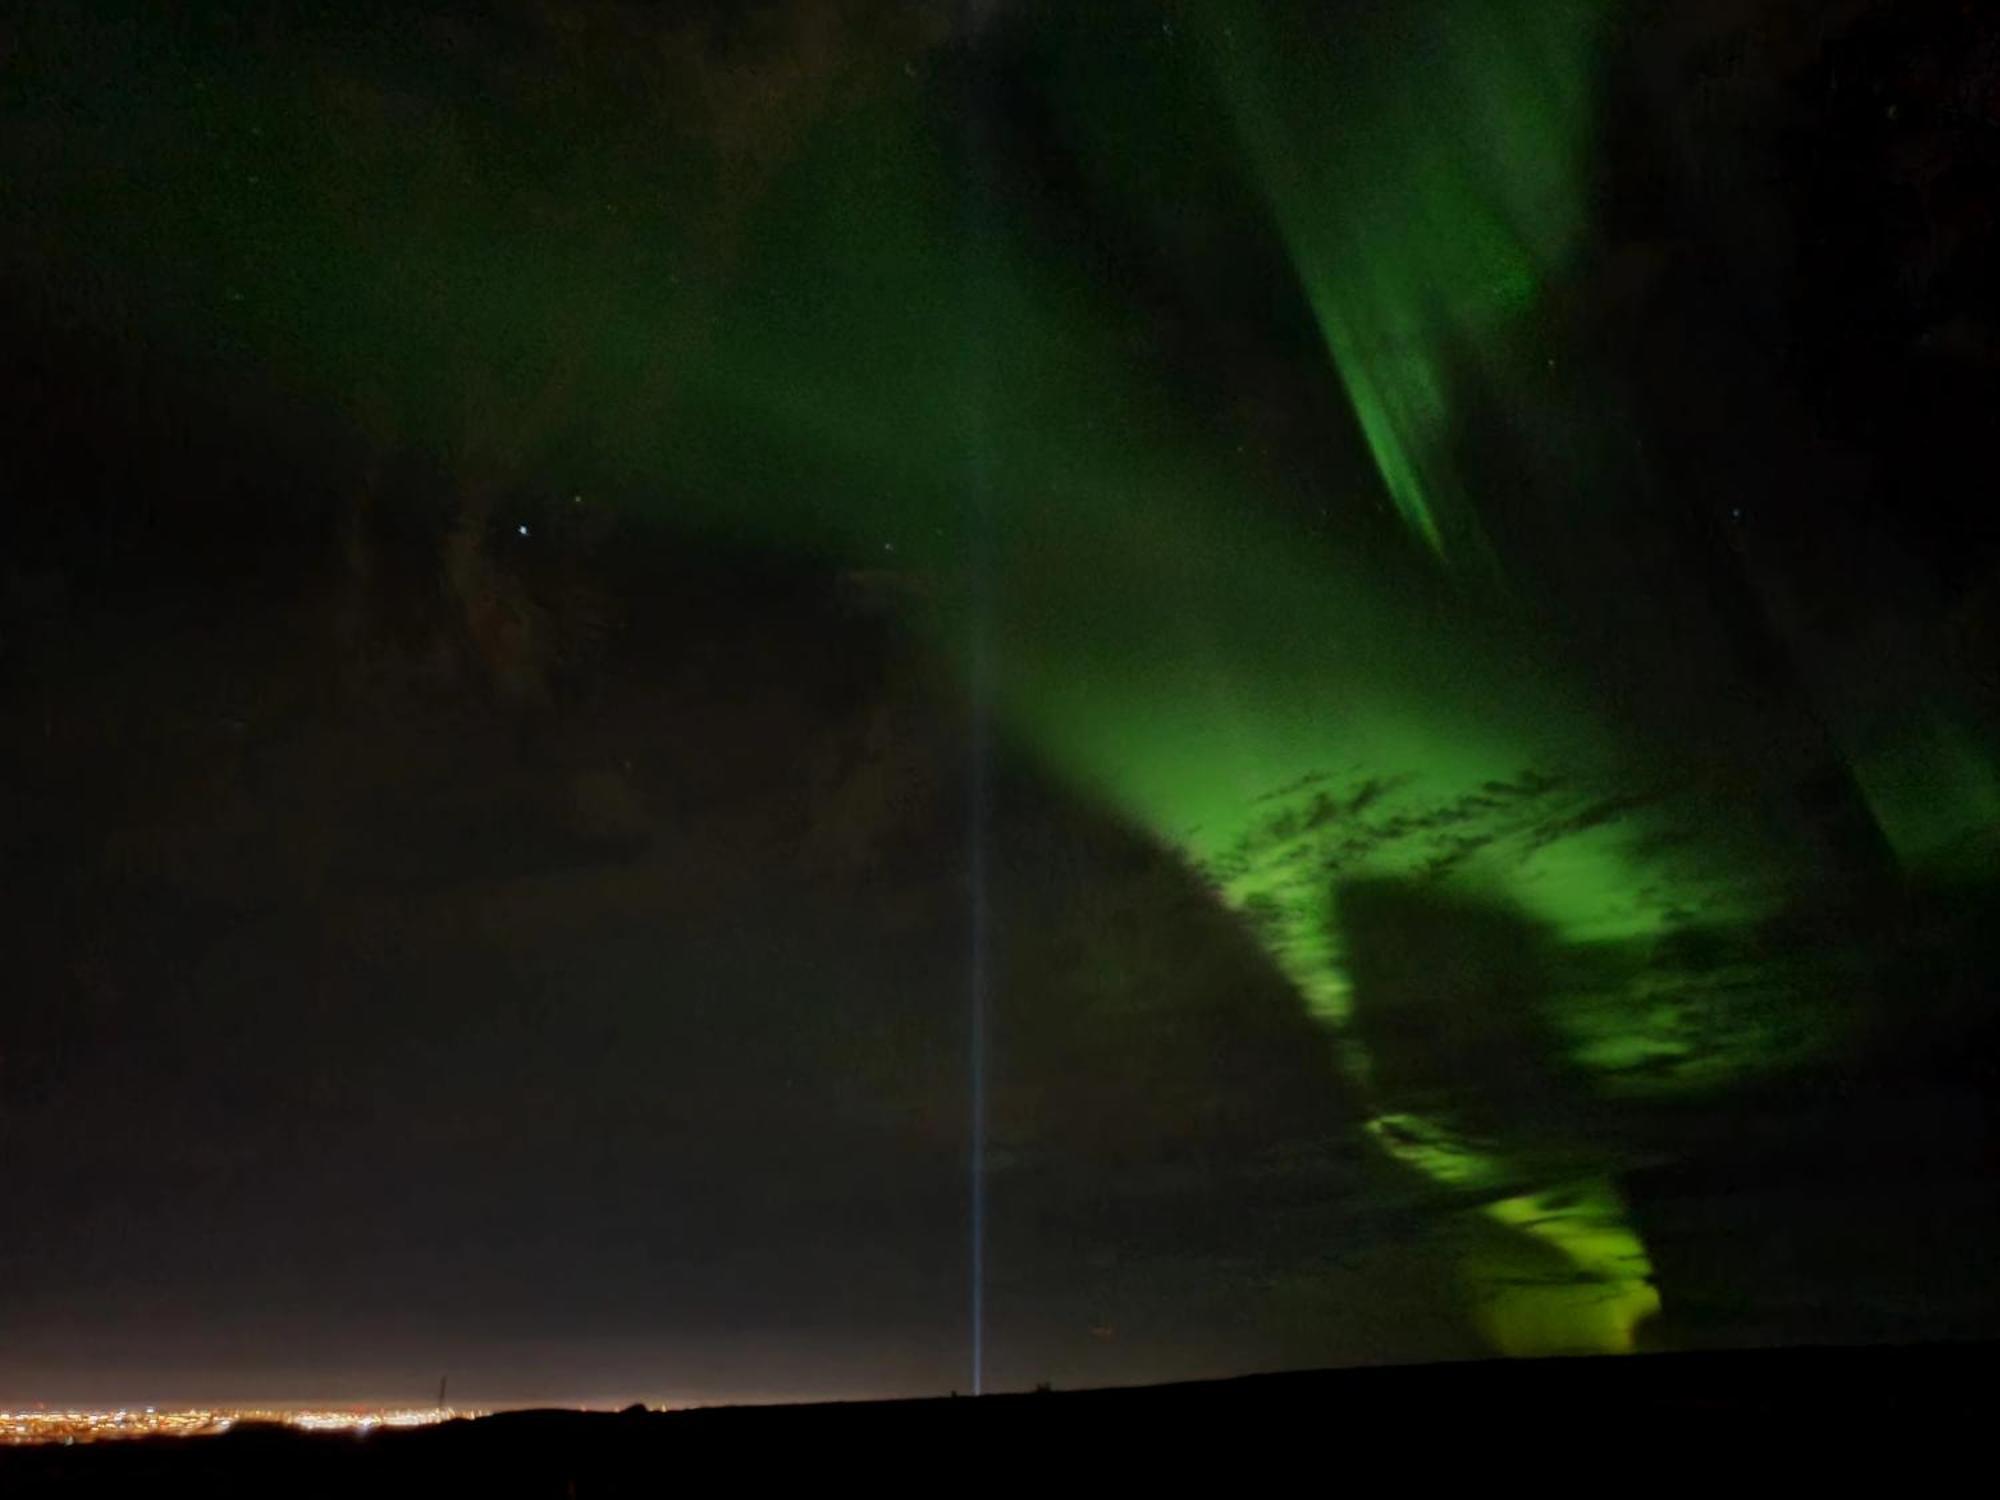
[1,1406,473,1446]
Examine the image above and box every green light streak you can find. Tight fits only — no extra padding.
[1197,0,1608,570]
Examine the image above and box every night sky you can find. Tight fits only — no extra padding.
[3,0,1997,1409]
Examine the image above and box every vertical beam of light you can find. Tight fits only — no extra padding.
[959,33,995,1398]
[964,451,992,1404]
[968,610,991,1400]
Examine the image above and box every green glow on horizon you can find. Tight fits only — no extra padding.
[1475,1180,1660,1355]
[1360,1123,1657,1354]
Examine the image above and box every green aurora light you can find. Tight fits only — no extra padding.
[11,0,1994,1357]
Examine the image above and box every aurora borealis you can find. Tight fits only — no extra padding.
[4,0,1997,1406]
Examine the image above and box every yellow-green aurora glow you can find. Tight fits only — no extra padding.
[15,0,1995,1358]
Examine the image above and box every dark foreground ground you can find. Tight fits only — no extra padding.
[3,1343,1989,1494]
